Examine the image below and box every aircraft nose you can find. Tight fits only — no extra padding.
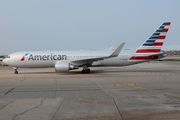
[2,58,8,64]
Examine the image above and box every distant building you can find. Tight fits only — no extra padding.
[163,50,180,56]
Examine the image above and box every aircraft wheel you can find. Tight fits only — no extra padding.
[14,70,18,74]
[81,69,90,74]
[81,70,85,74]
[87,69,90,73]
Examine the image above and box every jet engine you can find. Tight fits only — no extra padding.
[55,61,78,72]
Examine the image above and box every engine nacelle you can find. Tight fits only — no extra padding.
[55,61,78,72]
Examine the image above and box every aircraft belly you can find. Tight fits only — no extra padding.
[99,58,127,66]
[14,61,54,68]
[125,60,148,66]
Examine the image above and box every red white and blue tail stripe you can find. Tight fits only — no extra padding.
[130,22,171,60]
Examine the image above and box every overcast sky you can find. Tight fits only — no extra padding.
[0,0,179,54]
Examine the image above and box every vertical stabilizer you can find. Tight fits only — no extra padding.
[130,22,171,60]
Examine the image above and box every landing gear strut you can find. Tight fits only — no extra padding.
[81,65,90,74]
[13,67,18,74]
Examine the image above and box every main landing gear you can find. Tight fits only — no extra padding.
[81,69,90,74]
[13,67,18,74]
[81,65,90,74]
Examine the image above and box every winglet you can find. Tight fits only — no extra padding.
[109,42,125,57]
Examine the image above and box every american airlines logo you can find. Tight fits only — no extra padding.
[20,53,67,61]
[28,54,67,61]
[21,53,29,61]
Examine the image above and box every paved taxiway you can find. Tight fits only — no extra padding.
[0,61,180,120]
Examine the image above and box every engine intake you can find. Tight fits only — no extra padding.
[55,61,78,72]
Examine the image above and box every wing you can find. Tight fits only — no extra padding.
[70,42,125,66]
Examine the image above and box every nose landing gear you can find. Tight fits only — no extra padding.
[13,67,18,74]
[14,70,18,74]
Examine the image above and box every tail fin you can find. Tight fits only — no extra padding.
[130,22,171,60]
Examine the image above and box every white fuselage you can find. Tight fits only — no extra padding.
[3,51,145,68]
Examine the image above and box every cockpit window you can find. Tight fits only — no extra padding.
[6,56,10,58]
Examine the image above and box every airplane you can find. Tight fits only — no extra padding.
[3,22,171,74]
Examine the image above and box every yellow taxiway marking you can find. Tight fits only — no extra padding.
[141,88,180,98]
[109,83,180,98]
